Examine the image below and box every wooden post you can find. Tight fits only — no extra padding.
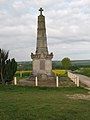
[56,76,59,87]
[75,75,77,84]
[76,76,79,87]
[35,76,38,86]
[70,73,73,82]
[14,77,17,85]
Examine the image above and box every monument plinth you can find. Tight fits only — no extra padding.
[31,8,54,80]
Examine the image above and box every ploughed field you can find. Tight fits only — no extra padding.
[0,85,90,120]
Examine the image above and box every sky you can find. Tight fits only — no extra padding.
[0,0,90,61]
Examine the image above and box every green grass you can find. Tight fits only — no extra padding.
[74,68,90,77]
[0,85,90,120]
[79,68,90,77]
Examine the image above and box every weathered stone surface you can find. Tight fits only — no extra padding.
[31,8,54,80]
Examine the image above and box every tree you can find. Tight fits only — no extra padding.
[0,48,17,84]
[0,49,9,84]
[61,57,71,70]
[5,58,17,82]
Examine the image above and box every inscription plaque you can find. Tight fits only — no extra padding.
[40,60,45,70]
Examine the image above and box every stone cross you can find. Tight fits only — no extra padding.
[39,8,43,15]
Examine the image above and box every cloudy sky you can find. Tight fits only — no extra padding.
[0,0,90,61]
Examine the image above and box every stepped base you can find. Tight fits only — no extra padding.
[18,77,76,87]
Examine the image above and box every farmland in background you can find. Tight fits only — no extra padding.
[15,70,67,80]
[16,60,90,78]
[17,60,90,71]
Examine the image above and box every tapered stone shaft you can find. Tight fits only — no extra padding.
[36,8,48,54]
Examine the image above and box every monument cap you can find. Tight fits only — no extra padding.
[39,8,44,15]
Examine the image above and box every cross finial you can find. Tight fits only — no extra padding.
[39,8,44,15]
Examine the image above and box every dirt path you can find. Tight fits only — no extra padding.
[77,74,90,88]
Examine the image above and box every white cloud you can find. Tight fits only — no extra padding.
[0,0,90,61]
[0,0,5,3]
[12,1,26,10]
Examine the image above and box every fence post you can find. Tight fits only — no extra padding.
[56,76,59,87]
[76,76,79,87]
[14,77,17,85]
[75,75,77,84]
[35,76,38,86]
[68,72,69,77]
[71,74,74,82]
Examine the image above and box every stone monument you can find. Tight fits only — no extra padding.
[31,8,54,80]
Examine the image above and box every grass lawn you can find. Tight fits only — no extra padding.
[0,85,90,120]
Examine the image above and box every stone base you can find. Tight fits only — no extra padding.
[28,72,55,81]
[34,71,55,81]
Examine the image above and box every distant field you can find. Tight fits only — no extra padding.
[75,68,90,77]
[52,69,66,75]
[17,60,90,65]
[0,85,90,120]
[15,70,67,79]
[17,60,90,70]
[71,60,90,65]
